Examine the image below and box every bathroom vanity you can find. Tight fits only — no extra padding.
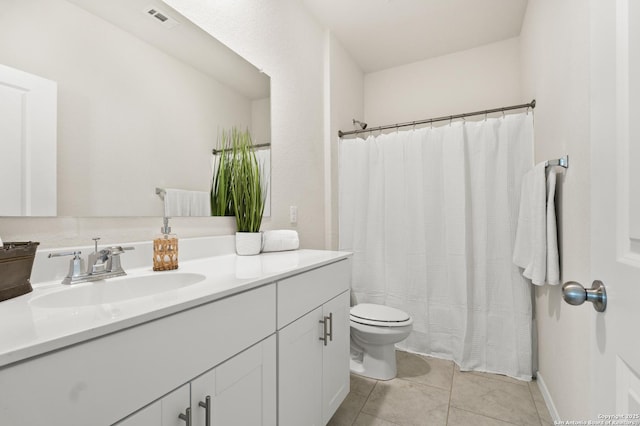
[0,241,351,426]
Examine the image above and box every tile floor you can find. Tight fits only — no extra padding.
[329,351,553,426]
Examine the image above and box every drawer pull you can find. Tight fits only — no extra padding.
[199,396,211,426]
[328,312,333,342]
[178,407,191,426]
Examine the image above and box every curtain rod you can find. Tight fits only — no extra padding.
[338,99,536,138]
[212,142,271,155]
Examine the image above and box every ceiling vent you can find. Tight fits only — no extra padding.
[143,5,180,29]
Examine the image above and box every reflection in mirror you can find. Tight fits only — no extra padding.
[0,0,270,217]
[0,64,57,216]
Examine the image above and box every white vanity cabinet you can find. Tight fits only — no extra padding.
[0,250,352,426]
[117,336,276,426]
[115,384,190,426]
[0,283,276,426]
[277,259,352,426]
[189,335,276,426]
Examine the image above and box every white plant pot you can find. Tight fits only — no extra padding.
[235,232,263,256]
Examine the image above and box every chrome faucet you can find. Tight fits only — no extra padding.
[48,238,134,285]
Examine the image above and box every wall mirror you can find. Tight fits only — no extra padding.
[0,0,271,217]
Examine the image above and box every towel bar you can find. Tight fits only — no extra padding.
[545,155,569,169]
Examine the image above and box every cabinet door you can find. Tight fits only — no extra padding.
[115,384,189,426]
[278,307,324,426]
[191,336,276,426]
[321,291,351,424]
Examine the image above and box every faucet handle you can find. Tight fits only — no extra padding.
[48,251,85,284]
[109,246,125,255]
[48,250,82,259]
[107,246,134,273]
[106,246,135,256]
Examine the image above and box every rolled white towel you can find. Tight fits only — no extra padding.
[262,230,299,252]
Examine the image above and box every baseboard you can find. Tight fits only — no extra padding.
[536,371,561,422]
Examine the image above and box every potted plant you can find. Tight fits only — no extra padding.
[229,128,266,255]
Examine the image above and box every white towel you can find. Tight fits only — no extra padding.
[546,169,560,284]
[513,163,560,285]
[163,189,211,217]
[262,230,299,252]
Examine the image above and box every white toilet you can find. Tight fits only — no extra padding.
[349,303,413,380]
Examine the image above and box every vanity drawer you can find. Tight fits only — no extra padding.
[277,259,351,329]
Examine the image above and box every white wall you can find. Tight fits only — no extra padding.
[326,33,364,250]
[364,38,522,126]
[0,0,328,248]
[520,0,591,420]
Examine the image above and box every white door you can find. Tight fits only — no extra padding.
[590,0,640,418]
[0,63,56,216]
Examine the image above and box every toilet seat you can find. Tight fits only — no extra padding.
[350,303,412,327]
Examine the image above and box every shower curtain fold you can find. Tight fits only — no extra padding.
[338,113,534,380]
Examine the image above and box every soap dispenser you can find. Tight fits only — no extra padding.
[153,217,178,271]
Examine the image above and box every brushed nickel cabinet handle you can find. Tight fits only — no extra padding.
[327,312,333,342]
[198,396,211,426]
[319,316,329,346]
[178,407,191,426]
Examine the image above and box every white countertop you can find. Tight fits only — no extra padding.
[0,249,351,369]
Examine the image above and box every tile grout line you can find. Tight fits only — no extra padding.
[349,377,379,426]
[446,364,455,425]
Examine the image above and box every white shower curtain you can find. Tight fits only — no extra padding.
[339,113,534,380]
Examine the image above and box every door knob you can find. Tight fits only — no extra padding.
[561,280,607,312]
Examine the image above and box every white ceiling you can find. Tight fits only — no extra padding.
[303,0,529,73]
[67,0,270,100]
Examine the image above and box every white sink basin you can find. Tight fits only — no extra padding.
[31,273,207,308]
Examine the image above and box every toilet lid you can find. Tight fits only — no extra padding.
[350,304,411,326]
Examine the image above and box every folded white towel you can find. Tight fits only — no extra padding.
[262,230,299,252]
[163,189,211,217]
[513,163,560,285]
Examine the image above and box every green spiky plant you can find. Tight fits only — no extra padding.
[229,128,265,232]
[211,130,234,216]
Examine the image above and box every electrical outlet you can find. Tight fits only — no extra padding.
[289,206,298,224]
